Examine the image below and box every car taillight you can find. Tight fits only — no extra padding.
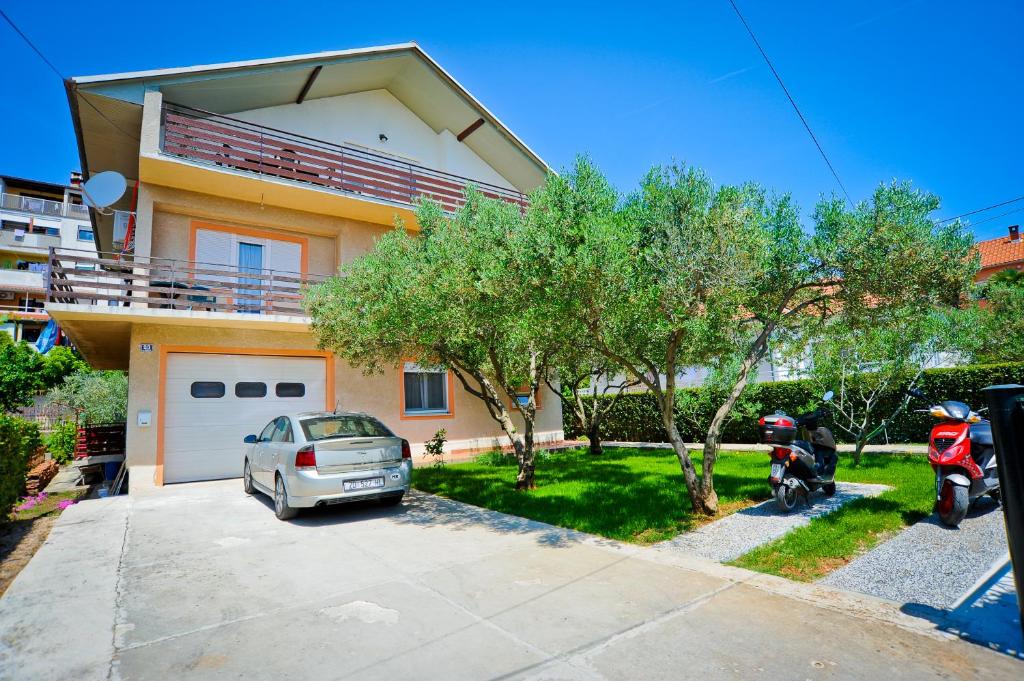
[401,439,412,460]
[295,444,316,469]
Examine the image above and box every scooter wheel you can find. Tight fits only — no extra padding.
[988,488,1001,504]
[823,482,836,497]
[774,484,799,513]
[936,482,969,527]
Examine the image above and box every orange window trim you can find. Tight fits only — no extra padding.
[508,385,543,411]
[155,345,335,486]
[399,359,456,421]
[188,220,310,274]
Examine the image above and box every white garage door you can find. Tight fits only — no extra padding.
[163,353,327,484]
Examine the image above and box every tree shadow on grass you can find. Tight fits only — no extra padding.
[410,449,775,544]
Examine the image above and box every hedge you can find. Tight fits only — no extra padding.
[563,361,1024,445]
[1,414,41,518]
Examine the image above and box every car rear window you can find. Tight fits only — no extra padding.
[300,415,393,441]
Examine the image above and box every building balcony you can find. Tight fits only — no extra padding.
[0,267,46,294]
[0,192,89,220]
[47,247,325,319]
[0,221,62,251]
[158,103,528,216]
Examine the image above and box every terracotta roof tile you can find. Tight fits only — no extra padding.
[976,232,1024,270]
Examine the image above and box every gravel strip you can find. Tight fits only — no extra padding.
[654,482,890,562]
[820,497,1009,609]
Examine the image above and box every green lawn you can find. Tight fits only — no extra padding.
[731,455,935,580]
[413,447,934,577]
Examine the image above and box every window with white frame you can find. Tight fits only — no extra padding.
[77,226,94,241]
[403,362,449,415]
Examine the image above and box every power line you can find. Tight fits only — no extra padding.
[935,195,1024,224]
[0,8,139,142]
[961,205,1024,230]
[727,0,854,208]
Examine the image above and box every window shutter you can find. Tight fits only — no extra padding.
[194,229,233,266]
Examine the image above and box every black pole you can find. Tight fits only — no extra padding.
[981,384,1024,639]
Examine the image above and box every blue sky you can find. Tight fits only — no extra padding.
[2,1,1022,240]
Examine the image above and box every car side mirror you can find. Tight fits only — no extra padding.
[243,434,258,444]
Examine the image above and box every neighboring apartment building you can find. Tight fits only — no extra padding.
[54,43,563,488]
[0,173,95,343]
[975,224,1024,283]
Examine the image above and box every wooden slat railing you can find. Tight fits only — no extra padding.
[47,247,327,317]
[159,103,529,214]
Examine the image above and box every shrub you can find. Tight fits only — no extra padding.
[47,420,79,465]
[565,361,1024,445]
[1,414,41,518]
[47,371,128,425]
[423,429,447,468]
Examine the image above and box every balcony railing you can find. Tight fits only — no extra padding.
[1,192,89,220]
[159,103,528,214]
[47,247,327,317]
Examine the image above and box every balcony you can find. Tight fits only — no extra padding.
[1,192,89,220]
[1,220,61,251]
[47,247,326,318]
[159,103,528,215]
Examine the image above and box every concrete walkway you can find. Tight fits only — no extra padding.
[1,481,1020,680]
[655,482,890,562]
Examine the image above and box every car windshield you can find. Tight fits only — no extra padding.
[300,415,393,441]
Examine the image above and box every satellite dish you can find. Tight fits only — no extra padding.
[82,171,127,211]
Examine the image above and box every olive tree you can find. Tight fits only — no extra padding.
[305,191,560,490]
[538,159,976,514]
[807,309,971,464]
[547,351,639,456]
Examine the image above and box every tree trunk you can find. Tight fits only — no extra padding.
[588,420,603,456]
[852,439,865,466]
[515,416,537,490]
[700,345,765,515]
[659,407,715,515]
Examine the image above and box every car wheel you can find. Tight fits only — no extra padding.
[380,493,404,507]
[274,474,298,520]
[243,461,255,495]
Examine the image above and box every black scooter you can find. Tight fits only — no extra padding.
[758,392,839,512]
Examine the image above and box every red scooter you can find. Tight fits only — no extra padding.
[909,389,1000,527]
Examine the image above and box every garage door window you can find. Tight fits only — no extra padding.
[190,381,225,398]
[275,382,305,398]
[235,382,267,398]
[403,362,449,415]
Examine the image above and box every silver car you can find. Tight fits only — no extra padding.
[242,411,412,520]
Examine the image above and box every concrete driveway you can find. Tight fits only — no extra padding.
[1,480,1021,681]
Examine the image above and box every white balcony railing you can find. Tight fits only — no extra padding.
[0,192,90,220]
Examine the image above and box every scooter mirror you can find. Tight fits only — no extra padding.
[907,388,926,400]
[822,390,834,403]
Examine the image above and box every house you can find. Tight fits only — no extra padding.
[975,224,1024,283]
[0,172,98,343]
[53,43,563,488]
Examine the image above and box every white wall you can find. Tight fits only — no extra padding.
[233,90,516,191]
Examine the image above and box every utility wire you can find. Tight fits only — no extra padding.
[960,205,1024,230]
[934,195,1024,225]
[0,7,139,142]
[727,0,854,208]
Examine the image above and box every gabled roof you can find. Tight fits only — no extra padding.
[976,232,1024,270]
[66,43,549,194]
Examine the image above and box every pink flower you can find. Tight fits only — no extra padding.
[57,499,76,511]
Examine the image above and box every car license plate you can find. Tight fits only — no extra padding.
[344,477,384,492]
[770,463,784,480]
